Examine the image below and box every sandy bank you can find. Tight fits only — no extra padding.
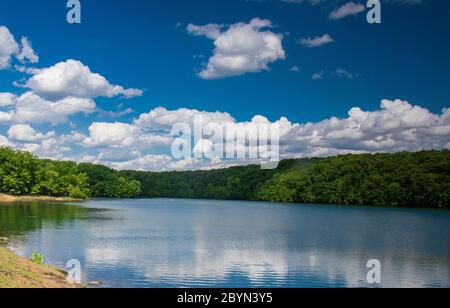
[0,194,85,203]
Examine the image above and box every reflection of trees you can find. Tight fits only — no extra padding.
[0,202,96,236]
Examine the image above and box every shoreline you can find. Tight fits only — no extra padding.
[0,246,80,288]
[0,194,86,203]
[2,194,448,210]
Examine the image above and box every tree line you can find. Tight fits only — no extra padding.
[121,150,449,208]
[1,146,448,208]
[254,151,449,208]
[0,147,141,199]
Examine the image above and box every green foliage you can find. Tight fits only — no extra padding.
[1,146,448,208]
[31,252,45,265]
[31,161,91,199]
[0,148,36,195]
[0,147,141,199]
[255,151,450,208]
[78,163,141,198]
[255,170,307,203]
[84,151,450,208]
[120,158,318,201]
[0,147,90,199]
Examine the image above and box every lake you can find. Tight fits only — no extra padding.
[0,199,449,288]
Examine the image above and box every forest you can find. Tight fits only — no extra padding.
[0,147,140,199]
[0,147,448,208]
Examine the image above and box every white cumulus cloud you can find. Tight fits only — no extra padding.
[0,26,39,69]
[7,124,55,142]
[1,92,96,124]
[0,26,19,69]
[83,122,171,149]
[26,59,143,100]
[281,99,450,157]
[0,134,13,147]
[16,37,39,64]
[134,107,235,132]
[188,18,286,79]
[329,2,366,20]
[1,99,449,171]
[0,93,17,106]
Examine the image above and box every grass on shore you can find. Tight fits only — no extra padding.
[0,247,79,288]
[0,194,85,203]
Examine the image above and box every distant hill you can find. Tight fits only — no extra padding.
[119,150,449,208]
[1,147,449,208]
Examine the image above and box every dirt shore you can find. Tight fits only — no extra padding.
[0,247,81,288]
[0,194,85,203]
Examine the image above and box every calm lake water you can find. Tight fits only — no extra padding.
[0,199,449,288]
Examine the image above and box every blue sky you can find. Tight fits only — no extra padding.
[0,0,449,170]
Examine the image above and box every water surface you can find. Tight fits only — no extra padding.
[0,199,449,288]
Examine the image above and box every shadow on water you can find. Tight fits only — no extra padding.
[0,202,110,237]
